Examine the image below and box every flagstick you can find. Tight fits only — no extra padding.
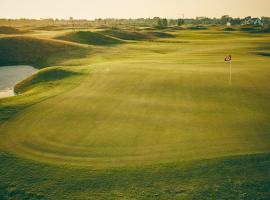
[229,60,232,84]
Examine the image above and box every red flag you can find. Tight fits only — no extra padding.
[225,55,232,62]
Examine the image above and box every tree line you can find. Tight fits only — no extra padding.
[0,16,269,28]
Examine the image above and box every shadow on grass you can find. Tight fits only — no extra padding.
[56,31,124,46]
[14,67,82,93]
[222,27,236,31]
[187,25,208,30]
[99,29,175,41]
[257,52,270,57]
[241,26,270,33]
[0,36,90,69]
[0,26,28,34]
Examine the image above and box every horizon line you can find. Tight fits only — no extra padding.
[1,15,269,20]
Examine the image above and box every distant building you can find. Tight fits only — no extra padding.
[254,18,263,26]
[226,22,231,27]
[241,18,263,26]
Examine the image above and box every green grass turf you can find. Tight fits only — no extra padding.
[0,152,269,200]
[98,29,174,41]
[56,31,124,46]
[0,26,27,34]
[0,36,88,68]
[98,29,153,40]
[0,27,270,199]
[14,67,82,94]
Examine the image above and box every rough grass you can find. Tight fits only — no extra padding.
[0,26,26,34]
[222,27,236,31]
[0,36,88,68]
[100,29,152,40]
[150,31,175,38]
[0,152,269,200]
[188,25,208,30]
[241,26,270,33]
[56,31,123,45]
[98,29,175,41]
[56,30,174,46]
[32,25,70,31]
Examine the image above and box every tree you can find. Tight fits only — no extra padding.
[177,19,184,26]
[156,18,167,27]
[69,17,75,30]
[261,17,270,25]
[156,17,163,27]
[220,15,232,25]
[162,18,168,27]
[231,18,241,25]
[244,16,252,21]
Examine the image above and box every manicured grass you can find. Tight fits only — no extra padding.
[0,26,270,199]
[15,67,82,93]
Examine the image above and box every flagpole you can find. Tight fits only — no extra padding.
[225,55,232,84]
[229,60,232,84]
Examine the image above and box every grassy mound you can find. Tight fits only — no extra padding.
[0,36,86,68]
[149,32,174,38]
[169,26,186,31]
[222,27,236,31]
[56,31,123,45]
[100,29,174,41]
[188,25,208,30]
[32,25,68,31]
[100,29,152,40]
[14,67,80,93]
[241,26,270,33]
[0,26,26,34]
[257,52,270,57]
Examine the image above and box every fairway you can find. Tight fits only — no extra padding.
[2,29,270,168]
[1,27,270,199]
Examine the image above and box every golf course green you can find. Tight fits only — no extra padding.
[0,26,270,199]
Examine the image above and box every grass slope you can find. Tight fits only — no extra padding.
[0,26,26,34]
[241,26,270,33]
[14,67,81,94]
[100,29,174,41]
[56,31,123,46]
[100,29,152,40]
[0,36,88,68]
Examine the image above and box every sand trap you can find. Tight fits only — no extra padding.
[0,65,37,98]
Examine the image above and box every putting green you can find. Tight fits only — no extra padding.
[1,29,270,169]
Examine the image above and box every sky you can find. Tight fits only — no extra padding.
[0,0,270,19]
